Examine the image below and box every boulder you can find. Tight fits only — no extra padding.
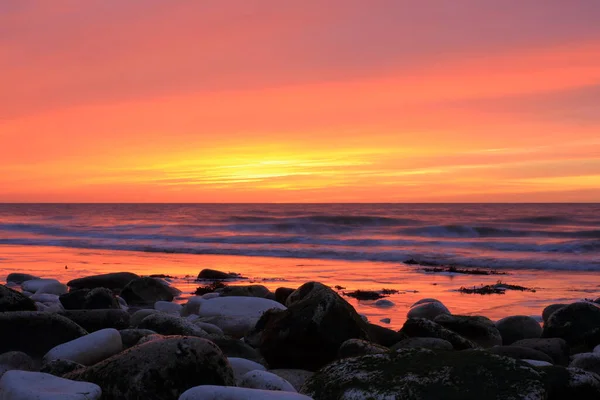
[64,336,235,400]
[120,277,174,306]
[540,365,600,399]
[301,348,547,399]
[191,320,224,336]
[180,386,312,400]
[542,302,600,350]
[543,304,567,324]
[228,357,266,383]
[30,293,60,304]
[154,300,182,314]
[0,311,87,357]
[258,282,371,370]
[137,313,208,337]
[67,272,139,290]
[34,281,69,296]
[240,370,297,392]
[195,315,258,338]
[59,309,130,332]
[118,329,157,348]
[269,369,314,392]
[338,339,388,358]
[130,308,159,327]
[434,314,503,348]
[6,273,40,284]
[366,323,406,347]
[400,318,477,350]
[59,289,90,310]
[197,269,241,280]
[512,338,570,365]
[191,296,286,319]
[0,370,101,400]
[82,288,119,309]
[392,337,453,351]
[374,299,394,307]
[496,315,542,345]
[275,287,295,304]
[21,279,63,294]
[40,359,85,377]
[43,328,123,366]
[411,298,443,307]
[407,300,450,320]
[570,352,600,375]
[487,345,554,363]
[218,285,271,298]
[210,337,263,364]
[0,352,34,378]
[0,285,36,312]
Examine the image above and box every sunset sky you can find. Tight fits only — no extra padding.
[1,1,600,202]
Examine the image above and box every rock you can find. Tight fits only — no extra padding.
[487,345,554,363]
[543,303,567,324]
[35,302,64,312]
[392,337,454,351]
[136,333,164,345]
[6,273,40,284]
[118,329,157,348]
[82,288,119,309]
[67,272,139,290]
[0,352,34,379]
[59,309,130,332]
[374,299,394,307]
[211,337,264,364]
[0,370,102,400]
[65,336,234,400]
[269,369,314,392]
[30,293,60,303]
[496,315,543,345]
[541,365,600,399]
[275,287,295,304]
[21,279,63,294]
[338,339,388,358]
[380,318,391,324]
[218,285,270,298]
[153,277,182,297]
[138,313,208,337]
[180,386,312,400]
[595,344,600,354]
[400,318,477,350]
[434,314,502,348]
[513,338,570,365]
[240,370,297,392]
[130,308,159,327]
[543,302,600,350]
[407,300,450,320]
[120,277,174,306]
[192,296,286,319]
[59,289,90,310]
[570,352,600,375]
[0,285,36,312]
[258,282,371,370]
[196,315,258,338]
[197,269,242,280]
[301,348,547,399]
[43,328,122,366]
[154,300,182,314]
[524,359,553,367]
[366,323,406,347]
[40,359,85,377]
[228,357,266,383]
[191,321,224,336]
[411,298,443,307]
[34,281,69,296]
[0,311,87,356]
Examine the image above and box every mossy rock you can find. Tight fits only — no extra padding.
[542,302,600,350]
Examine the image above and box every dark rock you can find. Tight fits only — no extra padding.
[217,285,270,298]
[391,337,454,351]
[275,287,295,305]
[67,272,139,291]
[487,345,554,363]
[59,309,130,332]
[301,348,547,399]
[342,290,385,300]
[259,282,371,370]
[541,365,600,399]
[194,281,227,296]
[0,285,36,312]
[270,369,314,392]
[64,336,235,400]
[400,318,477,350]
[120,277,174,306]
[570,353,600,375]
[0,311,87,357]
[407,300,450,320]
[496,315,543,345]
[595,297,600,304]
[137,313,208,337]
[40,359,84,377]
[512,338,570,366]
[543,304,567,325]
[83,287,120,309]
[0,351,35,378]
[434,314,503,348]
[6,273,40,284]
[118,329,157,349]
[196,269,242,281]
[367,323,407,347]
[59,289,90,310]
[542,302,600,350]
[210,336,264,364]
[338,339,388,358]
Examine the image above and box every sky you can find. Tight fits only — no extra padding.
[1,0,600,202]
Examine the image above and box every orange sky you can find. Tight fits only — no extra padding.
[1,1,600,202]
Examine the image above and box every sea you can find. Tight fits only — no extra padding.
[1,203,599,328]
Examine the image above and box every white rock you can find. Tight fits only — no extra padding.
[228,357,266,383]
[35,282,68,296]
[193,296,286,319]
[179,385,313,400]
[198,315,261,338]
[374,299,394,308]
[30,293,60,303]
[523,359,553,367]
[192,321,224,336]
[22,279,63,294]
[380,318,391,324]
[35,302,64,313]
[240,370,297,392]
[407,301,450,320]
[43,328,122,366]
[154,301,182,314]
[0,370,101,400]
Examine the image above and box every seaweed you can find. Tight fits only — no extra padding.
[459,280,536,295]
[193,281,227,295]
[421,266,507,275]
[342,288,399,300]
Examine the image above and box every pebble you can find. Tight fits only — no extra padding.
[0,370,101,400]
[380,318,391,324]
[374,299,395,307]
[407,300,450,320]
[154,300,182,314]
[228,357,267,383]
[43,328,123,366]
[239,370,297,392]
[179,385,313,400]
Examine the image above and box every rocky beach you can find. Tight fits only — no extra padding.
[0,269,599,399]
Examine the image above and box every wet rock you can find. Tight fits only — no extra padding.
[301,348,547,400]
[400,318,477,350]
[118,329,157,348]
[65,336,235,400]
[487,345,554,363]
[180,386,312,400]
[407,300,450,320]
[0,311,87,357]
[228,357,266,383]
[120,277,174,306]
[138,313,208,337]
[43,328,123,366]
[434,314,503,348]
[240,370,297,392]
[259,282,371,370]
[513,338,570,365]
[218,284,270,298]
[270,369,314,392]
[543,303,567,324]
[570,352,600,375]
[542,302,600,350]
[496,315,543,345]
[40,359,85,377]
[540,365,600,399]
[0,370,102,400]
[82,287,119,309]
[275,287,295,305]
[338,339,388,358]
[367,323,406,347]
[197,269,242,280]
[6,273,40,284]
[392,337,454,351]
[59,309,129,332]
[67,272,140,291]
[0,284,36,312]
[374,299,394,307]
[59,289,90,310]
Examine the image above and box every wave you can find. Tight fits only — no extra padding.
[399,225,600,239]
